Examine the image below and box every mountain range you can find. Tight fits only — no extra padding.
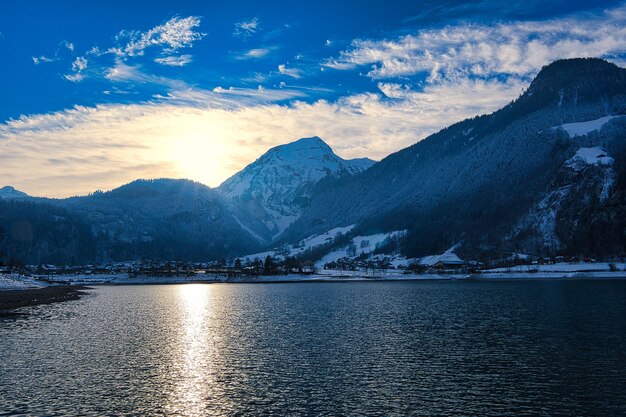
[1,58,625,264]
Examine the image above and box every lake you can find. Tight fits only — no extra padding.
[1,280,626,416]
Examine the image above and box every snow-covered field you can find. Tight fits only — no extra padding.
[315,230,406,268]
[0,273,47,290]
[565,147,614,171]
[484,262,626,273]
[556,115,622,137]
[242,225,357,261]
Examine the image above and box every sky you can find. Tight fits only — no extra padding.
[1,0,626,197]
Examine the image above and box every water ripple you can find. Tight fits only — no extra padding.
[1,281,626,416]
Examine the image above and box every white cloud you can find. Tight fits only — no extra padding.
[60,41,74,52]
[104,60,149,82]
[85,17,204,81]
[112,16,205,57]
[235,48,272,60]
[72,56,88,72]
[234,17,259,39]
[31,17,204,84]
[63,73,85,83]
[325,6,626,82]
[154,54,193,66]
[32,55,56,65]
[278,64,303,79]
[63,56,88,82]
[32,40,74,65]
[61,40,74,52]
[377,82,410,99]
[86,46,102,56]
[0,73,523,197]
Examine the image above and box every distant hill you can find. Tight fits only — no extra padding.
[0,186,29,200]
[1,179,260,264]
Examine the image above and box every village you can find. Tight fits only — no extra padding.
[2,250,624,286]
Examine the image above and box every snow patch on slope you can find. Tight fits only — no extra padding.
[419,252,463,267]
[555,116,621,137]
[298,225,356,249]
[242,224,356,261]
[565,147,613,171]
[315,230,405,268]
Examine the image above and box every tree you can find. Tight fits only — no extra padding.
[284,256,298,273]
[250,258,263,275]
[264,255,277,275]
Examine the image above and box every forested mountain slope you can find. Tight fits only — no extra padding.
[284,58,626,258]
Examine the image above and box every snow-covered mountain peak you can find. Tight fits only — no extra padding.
[267,136,333,158]
[249,136,372,175]
[0,186,29,199]
[219,136,374,200]
[218,136,375,240]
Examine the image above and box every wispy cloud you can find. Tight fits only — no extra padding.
[72,56,87,71]
[32,55,56,65]
[154,54,193,66]
[277,64,303,79]
[104,59,159,84]
[402,0,545,24]
[32,40,75,65]
[234,17,259,39]
[60,40,74,52]
[44,16,205,83]
[110,16,205,57]
[104,60,134,81]
[63,73,85,82]
[325,6,626,81]
[63,56,88,82]
[234,47,272,60]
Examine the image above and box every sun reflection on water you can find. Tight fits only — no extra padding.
[167,284,212,416]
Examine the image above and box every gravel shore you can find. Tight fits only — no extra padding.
[0,286,89,316]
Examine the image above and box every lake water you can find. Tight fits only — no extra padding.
[1,280,626,416]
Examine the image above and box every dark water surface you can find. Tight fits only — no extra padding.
[1,280,626,416]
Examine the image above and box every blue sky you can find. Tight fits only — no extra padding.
[1,0,626,197]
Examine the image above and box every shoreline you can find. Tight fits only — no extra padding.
[0,285,90,317]
[2,274,626,314]
[29,271,626,286]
